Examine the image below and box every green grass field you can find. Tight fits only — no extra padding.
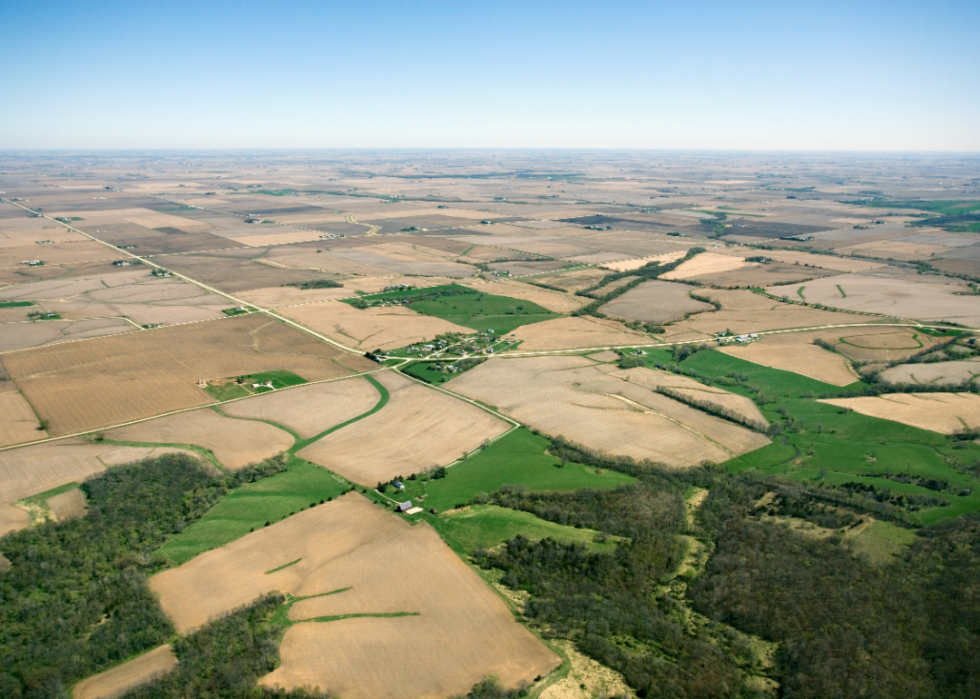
[428,504,617,553]
[344,284,560,334]
[203,370,307,401]
[155,457,349,565]
[0,300,33,308]
[393,428,635,512]
[402,361,454,385]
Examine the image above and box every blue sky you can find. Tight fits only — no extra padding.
[1,0,977,150]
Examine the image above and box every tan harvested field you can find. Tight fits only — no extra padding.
[837,239,949,261]
[510,316,649,351]
[769,271,980,325]
[661,252,757,280]
[108,409,293,469]
[330,243,475,277]
[72,645,178,699]
[0,387,45,447]
[600,280,714,323]
[261,249,394,277]
[684,261,835,288]
[586,350,621,362]
[0,317,136,353]
[664,289,871,339]
[530,267,611,292]
[820,393,980,434]
[229,230,326,246]
[222,377,380,438]
[59,207,210,231]
[880,359,980,386]
[749,249,886,273]
[451,356,768,467]
[150,494,558,699]
[2,314,373,436]
[0,440,196,535]
[299,371,508,484]
[719,340,858,386]
[237,275,454,308]
[601,251,687,271]
[282,301,474,352]
[466,278,584,313]
[46,487,87,520]
[0,268,229,327]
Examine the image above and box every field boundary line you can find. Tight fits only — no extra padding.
[601,392,736,457]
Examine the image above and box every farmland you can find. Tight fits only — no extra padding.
[151,494,560,699]
[298,370,510,484]
[3,152,980,699]
[0,314,373,436]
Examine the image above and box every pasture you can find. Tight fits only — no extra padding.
[150,494,560,699]
[394,428,635,512]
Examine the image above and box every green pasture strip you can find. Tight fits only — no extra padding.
[395,428,635,512]
[461,244,476,256]
[290,374,389,453]
[154,456,349,565]
[852,520,917,563]
[796,286,806,301]
[402,361,454,385]
[849,199,980,216]
[17,481,81,506]
[680,349,859,397]
[265,557,302,574]
[428,504,618,553]
[296,612,419,625]
[211,406,301,442]
[204,383,251,401]
[836,284,847,298]
[0,300,33,308]
[97,438,223,470]
[268,588,352,627]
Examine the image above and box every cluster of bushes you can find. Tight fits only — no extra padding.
[283,279,342,290]
[655,385,769,432]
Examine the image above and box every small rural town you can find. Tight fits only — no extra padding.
[1,2,979,699]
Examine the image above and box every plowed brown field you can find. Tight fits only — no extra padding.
[107,409,293,469]
[150,494,559,699]
[73,645,177,699]
[510,316,648,351]
[1,315,373,436]
[451,356,768,467]
[222,378,380,438]
[298,371,509,483]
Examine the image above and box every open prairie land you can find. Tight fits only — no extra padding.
[222,377,380,438]
[107,409,293,469]
[298,371,509,484]
[770,271,980,325]
[820,393,980,434]
[600,280,714,323]
[451,356,767,467]
[73,645,177,699]
[719,337,859,386]
[1,315,372,435]
[283,300,473,351]
[150,494,558,699]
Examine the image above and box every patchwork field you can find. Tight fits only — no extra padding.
[450,356,768,467]
[283,301,473,351]
[600,280,714,323]
[719,337,859,386]
[1,314,373,435]
[73,645,177,699]
[820,393,980,434]
[770,271,980,325]
[150,494,559,699]
[107,408,294,469]
[0,267,229,328]
[221,377,381,438]
[299,371,509,484]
